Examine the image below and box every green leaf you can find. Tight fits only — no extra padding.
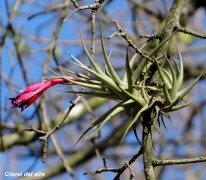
[122,53,137,82]
[175,45,184,92]
[74,99,134,147]
[141,78,149,103]
[125,47,134,91]
[133,57,148,83]
[80,33,105,76]
[153,117,161,134]
[170,100,193,111]
[60,90,119,99]
[162,68,173,84]
[177,73,202,99]
[170,55,180,73]
[61,78,104,90]
[164,56,177,97]
[90,100,134,141]
[164,97,180,111]
[160,114,167,129]
[154,58,172,89]
[118,85,145,106]
[100,22,123,86]
[163,82,172,104]
[121,102,154,142]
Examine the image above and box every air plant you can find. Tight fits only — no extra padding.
[10,26,201,145]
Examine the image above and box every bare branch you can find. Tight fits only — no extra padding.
[153,157,206,167]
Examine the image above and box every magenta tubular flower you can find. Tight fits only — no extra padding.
[9,78,75,111]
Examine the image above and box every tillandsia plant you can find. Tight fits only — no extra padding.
[41,26,201,145]
[9,26,201,145]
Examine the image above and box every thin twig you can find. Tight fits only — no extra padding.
[114,148,142,180]
[177,25,206,39]
[64,0,105,21]
[153,156,206,167]
[28,3,68,20]
[84,149,142,179]
[110,20,153,62]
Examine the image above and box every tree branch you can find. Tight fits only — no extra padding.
[177,25,206,39]
[142,116,155,180]
[153,157,206,167]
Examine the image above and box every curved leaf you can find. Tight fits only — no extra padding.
[74,99,135,147]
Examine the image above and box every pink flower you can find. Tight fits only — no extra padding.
[9,78,76,111]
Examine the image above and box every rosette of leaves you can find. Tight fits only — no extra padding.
[52,27,201,145]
